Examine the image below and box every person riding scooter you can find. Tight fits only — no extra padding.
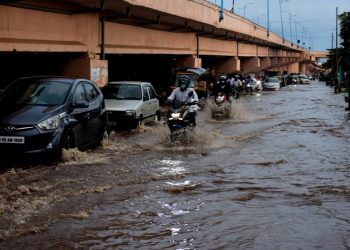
[168,75,199,126]
[213,74,232,102]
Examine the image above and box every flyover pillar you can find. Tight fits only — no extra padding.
[287,62,299,73]
[63,53,108,87]
[270,57,278,67]
[214,57,240,75]
[299,63,307,74]
[174,55,202,68]
[260,57,271,69]
[241,57,260,74]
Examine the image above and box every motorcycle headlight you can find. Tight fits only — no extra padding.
[125,110,136,116]
[38,112,66,131]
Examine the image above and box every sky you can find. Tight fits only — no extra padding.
[208,0,350,51]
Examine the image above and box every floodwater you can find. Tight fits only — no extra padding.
[1,81,350,249]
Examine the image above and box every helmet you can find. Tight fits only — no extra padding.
[179,76,190,91]
[219,75,227,81]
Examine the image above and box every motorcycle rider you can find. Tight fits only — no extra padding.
[213,74,231,102]
[167,75,199,126]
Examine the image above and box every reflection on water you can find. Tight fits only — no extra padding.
[1,82,350,249]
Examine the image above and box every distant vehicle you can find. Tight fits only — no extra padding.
[0,76,109,159]
[298,75,311,84]
[102,81,160,129]
[288,75,299,85]
[170,68,209,98]
[250,78,262,91]
[263,77,281,90]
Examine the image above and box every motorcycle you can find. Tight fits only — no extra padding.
[167,91,199,142]
[211,92,231,119]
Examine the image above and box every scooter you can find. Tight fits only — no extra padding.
[167,91,199,142]
[211,92,231,119]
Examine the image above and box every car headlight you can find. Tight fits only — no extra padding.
[38,112,66,131]
[125,110,136,116]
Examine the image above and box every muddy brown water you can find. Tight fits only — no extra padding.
[1,81,350,249]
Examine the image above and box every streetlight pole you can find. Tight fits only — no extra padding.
[335,6,340,93]
[267,0,270,36]
[279,0,289,42]
[219,0,224,22]
[289,13,296,43]
[231,0,234,13]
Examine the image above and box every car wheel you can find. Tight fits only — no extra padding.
[131,115,143,129]
[156,110,161,121]
[62,132,76,150]
[101,125,110,141]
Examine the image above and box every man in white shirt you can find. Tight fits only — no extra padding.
[167,75,199,125]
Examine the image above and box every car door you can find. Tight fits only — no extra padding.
[70,81,102,148]
[70,82,91,147]
[82,81,104,144]
[146,84,159,117]
[141,84,152,119]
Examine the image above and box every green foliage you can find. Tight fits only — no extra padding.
[326,12,350,73]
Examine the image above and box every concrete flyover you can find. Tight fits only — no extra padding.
[0,0,328,88]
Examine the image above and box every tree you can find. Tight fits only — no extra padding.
[325,11,350,91]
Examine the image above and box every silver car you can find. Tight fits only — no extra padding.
[102,81,160,128]
[263,77,281,91]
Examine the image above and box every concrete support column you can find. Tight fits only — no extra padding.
[287,63,299,74]
[63,54,108,87]
[214,56,240,75]
[270,57,278,67]
[241,57,260,74]
[299,63,306,74]
[174,55,202,68]
[278,57,286,65]
[260,57,271,69]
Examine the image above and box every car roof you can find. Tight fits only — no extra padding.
[14,75,86,83]
[107,81,152,85]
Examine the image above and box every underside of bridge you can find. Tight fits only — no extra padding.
[0,0,327,89]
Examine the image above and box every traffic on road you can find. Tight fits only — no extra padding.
[1,76,349,249]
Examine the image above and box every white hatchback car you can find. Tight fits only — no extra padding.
[102,81,160,128]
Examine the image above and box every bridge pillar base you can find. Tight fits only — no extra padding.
[214,56,240,75]
[241,57,260,74]
[174,56,202,68]
[63,54,108,87]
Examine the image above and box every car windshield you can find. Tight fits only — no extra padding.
[0,79,71,106]
[103,83,142,100]
[267,77,279,82]
[175,74,197,88]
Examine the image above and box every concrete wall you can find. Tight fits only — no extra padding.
[0,6,98,53]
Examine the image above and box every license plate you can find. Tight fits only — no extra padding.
[0,136,25,144]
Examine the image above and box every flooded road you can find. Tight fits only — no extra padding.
[1,81,350,249]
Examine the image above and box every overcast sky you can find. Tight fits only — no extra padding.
[208,0,350,51]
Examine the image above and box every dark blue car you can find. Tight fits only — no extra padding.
[0,76,109,160]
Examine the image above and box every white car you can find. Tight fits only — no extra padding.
[102,81,160,128]
[299,75,311,84]
[263,77,281,90]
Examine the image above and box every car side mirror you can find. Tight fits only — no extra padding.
[72,100,89,109]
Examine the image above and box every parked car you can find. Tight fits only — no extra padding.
[263,77,281,90]
[0,76,109,159]
[298,74,311,84]
[102,81,160,129]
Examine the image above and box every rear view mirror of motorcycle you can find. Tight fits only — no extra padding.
[188,91,194,98]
